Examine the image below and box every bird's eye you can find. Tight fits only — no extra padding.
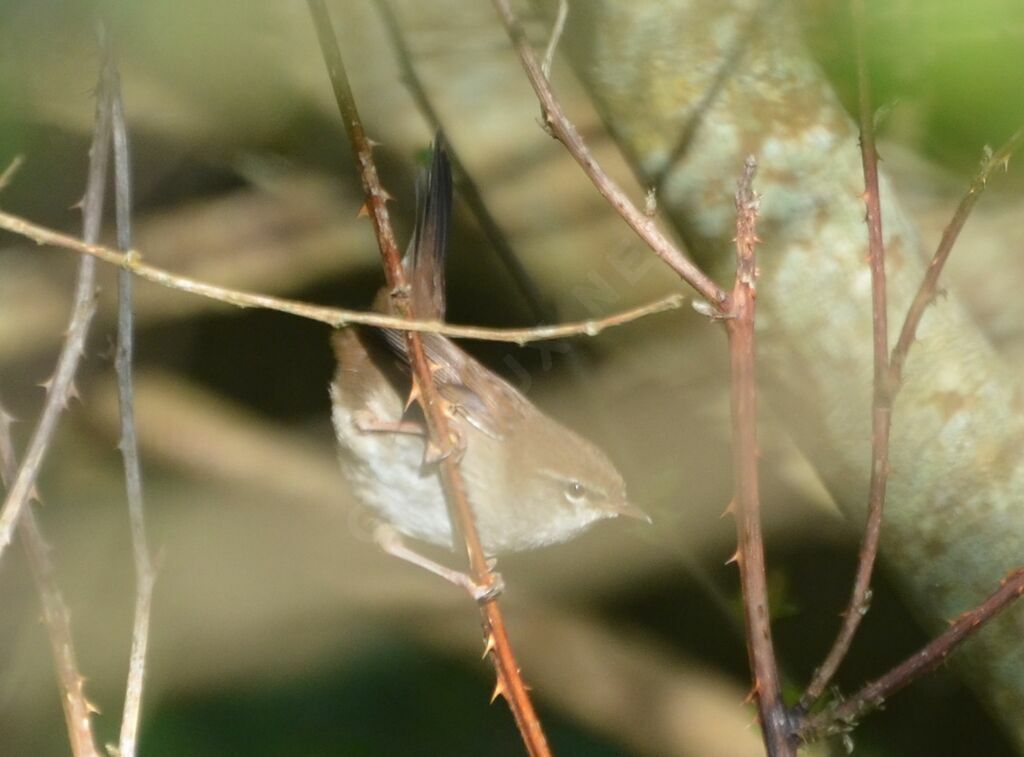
[564,481,587,503]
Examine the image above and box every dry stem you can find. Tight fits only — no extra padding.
[0,209,680,344]
[109,55,157,757]
[800,0,893,709]
[540,0,569,79]
[0,407,101,757]
[306,2,550,754]
[0,40,113,562]
[0,34,117,753]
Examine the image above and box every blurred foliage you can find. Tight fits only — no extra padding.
[800,0,1024,174]
[141,642,621,757]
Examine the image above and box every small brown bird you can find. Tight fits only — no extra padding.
[329,137,645,580]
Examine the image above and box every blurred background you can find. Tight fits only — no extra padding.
[0,0,1022,754]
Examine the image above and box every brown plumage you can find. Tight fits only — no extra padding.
[329,137,645,555]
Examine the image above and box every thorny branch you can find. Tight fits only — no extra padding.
[108,51,156,757]
[305,2,551,755]
[801,0,1024,729]
[0,32,119,756]
[490,0,729,311]
[725,158,793,757]
[0,36,113,562]
[888,127,1024,390]
[0,209,681,345]
[799,0,893,710]
[0,407,101,757]
[491,2,793,752]
[799,568,1024,743]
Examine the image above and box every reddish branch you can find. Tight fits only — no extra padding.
[800,567,1024,742]
[305,3,550,754]
[889,127,1024,389]
[490,0,729,311]
[800,0,893,709]
[725,158,793,756]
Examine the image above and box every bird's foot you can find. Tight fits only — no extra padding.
[374,524,504,604]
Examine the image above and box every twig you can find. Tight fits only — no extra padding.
[799,567,1024,742]
[888,127,1024,390]
[374,0,556,325]
[0,39,113,561]
[0,406,101,757]
[305,2,550,755]
[0,155,24,192]
[490,0,729,311]
[0,209,682,344]
[540,0,568,80]
[724,157,793,756]
[799,0,893,710]
[108,52,156,757]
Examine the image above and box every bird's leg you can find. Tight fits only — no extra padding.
[374,524,504,603]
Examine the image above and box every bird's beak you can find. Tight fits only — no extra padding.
[615,500,652,523]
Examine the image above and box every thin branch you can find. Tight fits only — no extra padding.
[0,406,101,757]
[800,0,892,709]
[305,2,550,755]
[799,567,1024,743]
[0,209,682,344]
[888,127,1024,389]
[108,53,156,757]
[490,0,730,311]
[0,40,113,561]
[540,0,568,79]
[724,157,793,756]
[0,155,25,192]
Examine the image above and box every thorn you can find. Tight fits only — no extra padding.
[366,137,382,149]
[356,201,369,219]
[720,499,736,518]
[38,376,55,394]
[69,196,86,211]
[85,695,102,715]
[724,549,740,566]
[28,485,41,504]
[379,188,395,203]
[404,378,422,412]
[644,187,657,216]
[482,633,496,659]
[66,381,81,404]
[743,683,758,704]
[490,675,507,704]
